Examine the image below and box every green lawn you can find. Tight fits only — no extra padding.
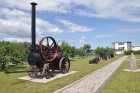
[99,55,140,93]
[0,55,122,93]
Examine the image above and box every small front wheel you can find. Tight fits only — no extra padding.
[59,57,70,74]
[43,64,54,79]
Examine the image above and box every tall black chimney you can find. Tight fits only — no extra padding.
[31,2,37,52]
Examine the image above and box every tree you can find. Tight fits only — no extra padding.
[94,46,114,56]
[94,47,104,54]
[83,44,91,53]
[105,47,114,53]
[60,41,70,57]
[69,46,76,58]
[78,47,85,57]
[0,41,29,70]
[0,42,12,70]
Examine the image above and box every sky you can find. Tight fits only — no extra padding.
[0,0,140,49]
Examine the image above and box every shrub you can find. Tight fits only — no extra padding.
[124,50,140,55]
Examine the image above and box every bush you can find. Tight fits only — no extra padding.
[124,50,140,55]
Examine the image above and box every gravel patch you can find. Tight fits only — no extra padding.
[19,71,77,83]
[55,56,128,93]
[123,69,140,72]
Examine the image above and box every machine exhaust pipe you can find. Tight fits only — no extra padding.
[31,2,37,52]
[27,2,41,66]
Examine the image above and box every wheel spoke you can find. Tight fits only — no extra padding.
[47,38,49,47]
[65,66,69,72]
[50,43,54,48]
[44,49,49,55]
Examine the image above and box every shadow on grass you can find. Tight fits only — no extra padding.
[12,80,27,85]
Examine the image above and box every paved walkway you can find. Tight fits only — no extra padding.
[55,56,127,93]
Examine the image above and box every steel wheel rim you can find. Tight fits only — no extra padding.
[59,57,70,74]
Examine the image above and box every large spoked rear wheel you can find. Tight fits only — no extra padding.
[43,64,54,79]
[59,57,70,74]
[39,36,58,62]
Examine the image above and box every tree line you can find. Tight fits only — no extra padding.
[94,46,114,55]
[0,41,114,70]
[0,41,91,70]
[60,42,92,58]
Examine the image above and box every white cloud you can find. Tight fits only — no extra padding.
[93,34,117,39]
[79,35,86,46]
[118,28,140,32]
[0,0,72,13]
[0,19,30,38]
[0,8,29,17]
[1,0,140,22]
[0,8,63,40]
[36,18,63,33]
[3,37,31,42]
[3,37,46,44]
[75,0,140,22]
[58,19,93,32]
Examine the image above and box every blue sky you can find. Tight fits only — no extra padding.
[0,0,140,49]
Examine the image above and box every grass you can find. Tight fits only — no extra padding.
[0,55,122,93]
[99,55,140,93]
[135,55,140,59]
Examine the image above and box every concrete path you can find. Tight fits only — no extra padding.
[55,56,127,93]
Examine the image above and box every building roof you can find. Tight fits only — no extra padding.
[112,41,131,44]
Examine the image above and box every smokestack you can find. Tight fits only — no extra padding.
[31,2,37,52]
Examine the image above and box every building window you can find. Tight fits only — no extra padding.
[118,47,124,50]
[118,42,124,45]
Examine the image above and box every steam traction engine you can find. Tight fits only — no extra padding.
[6,2,70,79]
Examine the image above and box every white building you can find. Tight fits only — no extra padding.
[131,45,140,51]
[112,42,140,54]
[112,42,132,54]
